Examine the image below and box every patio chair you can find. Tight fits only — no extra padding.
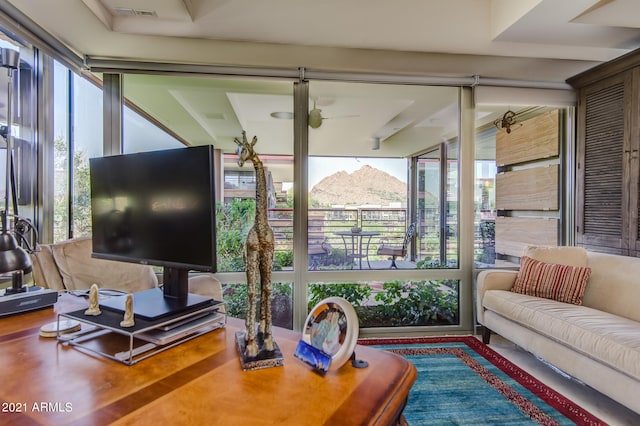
[308,240,332,270]
[479,220,495,264]
[377,223,416,269]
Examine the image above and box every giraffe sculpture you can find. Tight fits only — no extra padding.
[234,131,276,358]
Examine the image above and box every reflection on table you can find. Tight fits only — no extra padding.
[334,230,381,269]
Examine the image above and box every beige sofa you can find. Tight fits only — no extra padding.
[476,246,640,414]
[30,236,223,306]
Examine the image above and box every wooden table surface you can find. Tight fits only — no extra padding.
[0,294,416,426]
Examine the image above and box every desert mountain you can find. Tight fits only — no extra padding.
[310,165,407,207]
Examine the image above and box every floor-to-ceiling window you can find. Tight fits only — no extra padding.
[305,80,462,330]
[123,73,297,328]
[29,43,535,335]
[114,75,465,331]
[45,64,479,333]
[52,69,199,242]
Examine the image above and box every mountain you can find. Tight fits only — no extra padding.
[310,165,407,207]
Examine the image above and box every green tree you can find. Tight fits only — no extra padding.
[72,150,92,237]
[53,135,93,241]
[53,135,69,242]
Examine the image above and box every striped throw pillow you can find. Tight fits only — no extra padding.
[512,256,591,305]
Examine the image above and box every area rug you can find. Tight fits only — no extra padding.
[358,336,606,426]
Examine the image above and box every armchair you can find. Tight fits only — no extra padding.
[376,223,416,269]
[30,236,223,306]
[31,236,157,293]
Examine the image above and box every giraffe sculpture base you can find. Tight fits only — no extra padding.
[235,329,285,371]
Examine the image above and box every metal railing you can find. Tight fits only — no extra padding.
[269,207,449,264]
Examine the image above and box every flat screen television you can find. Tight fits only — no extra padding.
[89,145,218,320]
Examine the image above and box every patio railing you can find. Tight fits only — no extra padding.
[269,207,450,264]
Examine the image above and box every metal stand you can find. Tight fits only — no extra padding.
[57,305,226,365]
[350,351,369,368]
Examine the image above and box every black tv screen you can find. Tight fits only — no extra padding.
[89,145,217,274]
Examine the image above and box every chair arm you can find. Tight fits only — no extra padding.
[30,245,65,291]
[321,241,332,255]
[476,269,518,325]
[188,274,225,313]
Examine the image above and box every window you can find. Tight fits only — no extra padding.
[415,142,460,269]
[306,80,461,328]
[52,67,103,241]
[123,73,295,325]
[52,61,70,241]
[123,106,184,153]
[474,106,568,267]
[0,35,37,246]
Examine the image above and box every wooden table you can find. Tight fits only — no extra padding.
[0,294,416,425]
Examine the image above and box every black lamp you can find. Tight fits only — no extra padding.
[0,212,33,294]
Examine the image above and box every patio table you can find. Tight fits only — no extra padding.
[334,230,380,269]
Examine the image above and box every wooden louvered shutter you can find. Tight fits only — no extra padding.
[630,68,640,256]
[576,73,629,254]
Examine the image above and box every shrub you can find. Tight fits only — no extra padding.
[365,280,458,326]
[307,283,372,311]
[307,280,458,327]
[216,199,255,272]
[223,282,293,329]
[274,250,293,270]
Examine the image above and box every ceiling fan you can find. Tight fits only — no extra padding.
[308,100,361,129]
[308,102,325,129]
[270,99,358,129]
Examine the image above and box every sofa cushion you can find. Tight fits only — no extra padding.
[582,251,640,323]
[483,290,640,380]
[512,256,591,305]
[524,245,588,267]
[51,236,158,292]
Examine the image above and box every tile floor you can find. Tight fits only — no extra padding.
[483,334,640,425]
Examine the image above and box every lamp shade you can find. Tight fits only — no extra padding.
[0,231,32,274]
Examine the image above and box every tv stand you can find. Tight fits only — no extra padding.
[162,267,190,299]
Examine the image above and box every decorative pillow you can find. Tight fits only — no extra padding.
[512,256,591,305]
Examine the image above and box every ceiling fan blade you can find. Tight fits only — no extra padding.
[322,114,360,120]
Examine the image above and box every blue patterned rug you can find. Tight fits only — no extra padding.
[358,336,605,426]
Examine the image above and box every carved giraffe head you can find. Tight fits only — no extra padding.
[233,131,258,167]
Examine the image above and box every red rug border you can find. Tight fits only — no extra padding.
[358,335,607,426]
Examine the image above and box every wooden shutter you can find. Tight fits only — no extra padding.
[577,76,627,253]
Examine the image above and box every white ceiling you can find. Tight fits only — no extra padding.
[5,0,640,170]
[9,0,638,70]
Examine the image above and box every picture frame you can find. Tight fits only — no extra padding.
[296,296,359,373]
